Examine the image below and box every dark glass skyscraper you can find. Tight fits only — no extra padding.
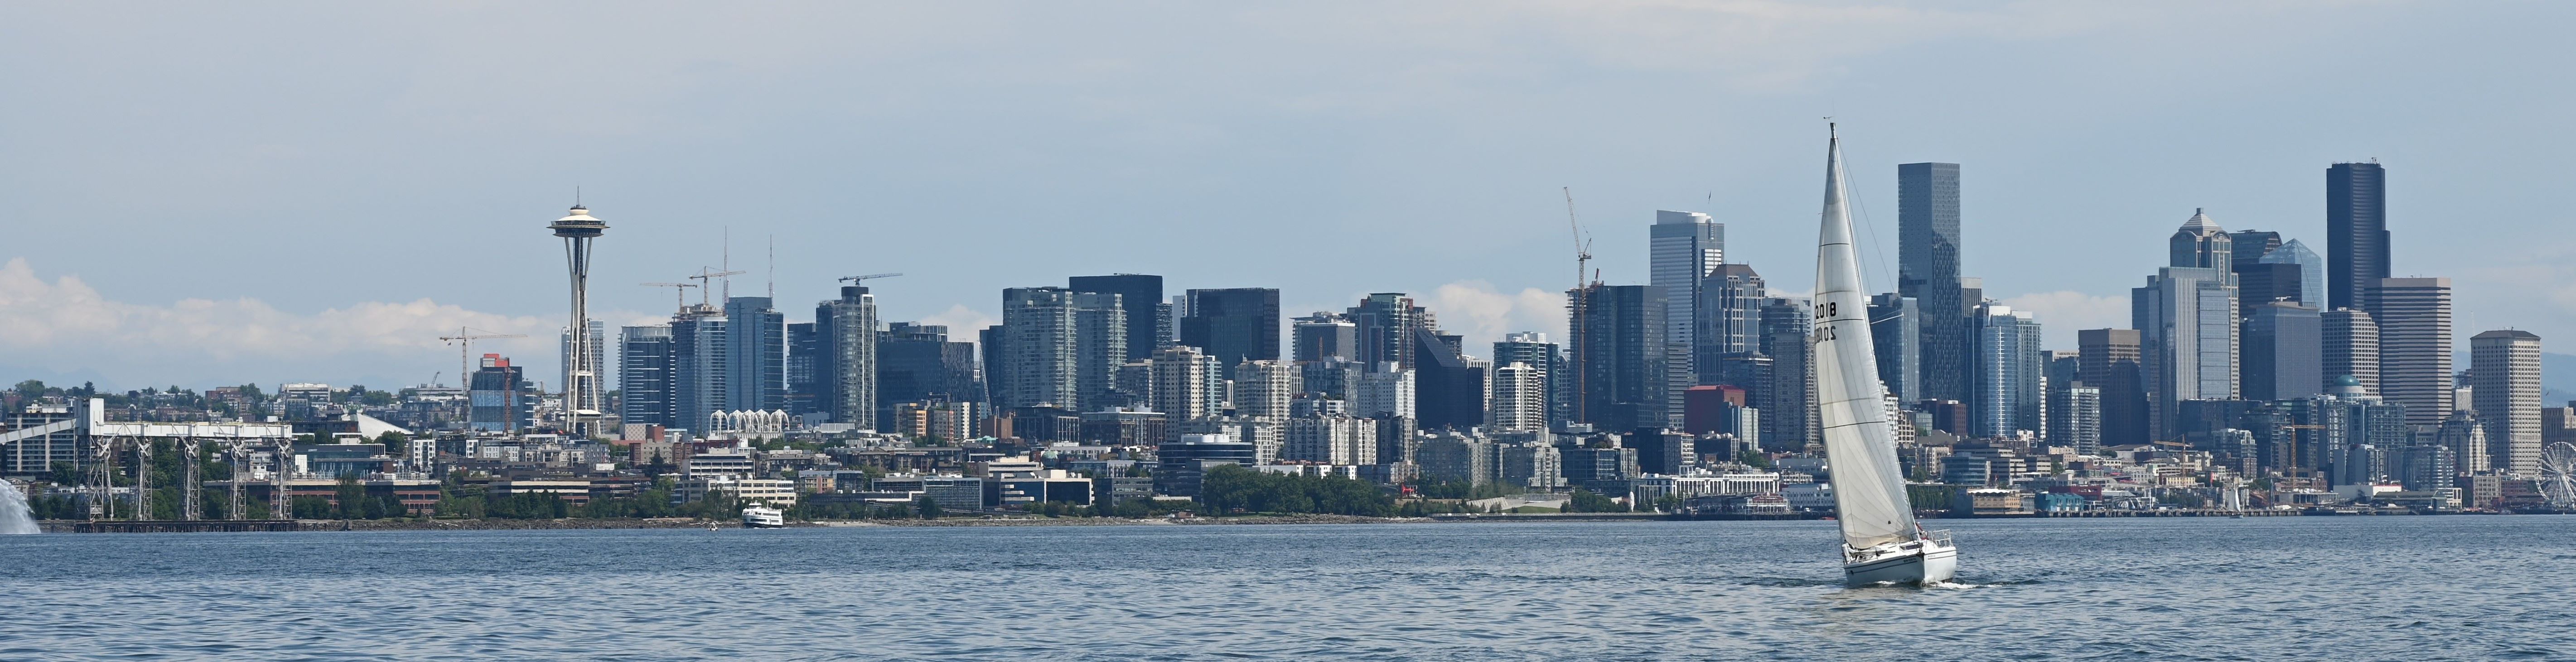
[618,325,675,428]
[1899,162,1967,407]
[1571,284,1665,432]
[2328,162,2389,312]
[1068,274,1165,362]
[723,296,786,412]
[877,322,983,425]
[1179,288,1281,379]
[1411,326,1485,432]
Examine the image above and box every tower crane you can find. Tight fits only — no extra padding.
[837,273,903,287]
[439,327,527,392]
[1564,187,1594,422]
[686,268,745,307]
[642,282,698,311]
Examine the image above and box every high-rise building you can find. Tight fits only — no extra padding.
[2134,211,2240,441]
[1179,288,1281,379]
[559,320,606,422]
[1696,264,1765,384]
[1571,284,1669,432]
[1234,360,1295,421]
[1972,302,2044,440]
[998,287,1127,410]
[619,325,676,428]
[876,323,982,424]
[2322,308,2381,394]
[1491,332,1565,427]
[1489,361,1547,433]
[2243,302,2323,402]
[1899,162,1969,408]
[2368,277,2451,427]
[671,304,729,434]
[723,296,787,413]
[1349,293,1434,370]
[1281,415,1377,465]
[2078,329,2147,447]
[1067,274,1165,362]
[2048,385,2103,455]
[1652,210,1724,389]
[1758,297,1813,450]
[1411,326,1487,432]
[1354,366,1416,420]
[468,354,529,432]
[1150,345,1222,421]
[2228,230,2281,267]
[2470,330,2542,473]
[1869,293,1920,403]
[814,285,879,429]
[2261,239,2327,308]
[1292,312,1358,363]
[785,321,821,417]
[2327,162,2389,312]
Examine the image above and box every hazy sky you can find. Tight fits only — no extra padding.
[5,1,2572,391]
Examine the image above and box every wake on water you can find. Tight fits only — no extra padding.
[1,480,39,534]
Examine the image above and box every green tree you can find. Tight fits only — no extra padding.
[333,475,365,519]
[1566,488,1626,513]
[914,495,943,519]
[375,431,409,456]
[1737,450,1773,469]
[13,379,48,399]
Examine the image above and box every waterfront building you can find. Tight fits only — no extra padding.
[2243,301,2323,402]
[2322,308,2381,397]
[2078,328,2149,447]
[876,323,984,424]
[1179,288,1281,379]
[1870,293,1920,403]
[2368,277,2451,427]
[1899,161,1970,408]
[2470,330,2542,473]
[1233,359,1295,421]
[814,285,879,430]
[1972,302,2044,440]
[1491,332,1565,427]
[1572,284,1671,433]
[671,304,729,434]
[1415,430,1494,486]
[1653,210,1725,389]
[2134,211,2240,441]
[997,287,1126,411]
[1292,312,1358,363]
[2327,162,2389,312]
[1281,414,1377,465]
[1067,274,1166,362]
[619,325,675,428]
[1155,435,1256,497]
[724,297,787,413]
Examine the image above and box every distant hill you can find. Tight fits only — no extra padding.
[2548,352,2576,405]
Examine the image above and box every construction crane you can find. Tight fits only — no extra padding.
[438,327,527,392]
[1564,187,1594,423]
[642,282,697,310]
[686,267,745,307]
[837,272,903,287]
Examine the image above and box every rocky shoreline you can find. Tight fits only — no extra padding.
[38,513,1538,532]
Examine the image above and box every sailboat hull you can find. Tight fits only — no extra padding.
[1843,539,1958,586]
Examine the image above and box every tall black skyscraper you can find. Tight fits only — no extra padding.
[1571,285,1665,432]
[618,325,675,428]
[1411,326,1486,432]
[2327,162,2388,312]
[1179,288,1281,379]
[1899,162,1967,407]
[1068,274,1165,362]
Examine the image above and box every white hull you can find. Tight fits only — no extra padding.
[741,507,786,528]
[1844,537,1958,586]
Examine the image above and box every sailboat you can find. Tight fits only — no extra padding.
[1813,124,1959,586]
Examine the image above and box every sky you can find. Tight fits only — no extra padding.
[4,1,2574,392]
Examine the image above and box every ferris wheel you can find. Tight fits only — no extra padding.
[2542,442,2576,510]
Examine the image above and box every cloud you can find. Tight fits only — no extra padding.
[0,258,559,388]
[1999,290,2127,350]
[914,303,999,334]
[1426,280,1567,357]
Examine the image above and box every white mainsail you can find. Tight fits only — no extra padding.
[1812,125,1920,552]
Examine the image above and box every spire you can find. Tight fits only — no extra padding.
[2180,207,2221,234]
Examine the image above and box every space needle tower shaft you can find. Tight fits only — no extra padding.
[551,203,609,437]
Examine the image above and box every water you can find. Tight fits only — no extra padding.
[0,481,36,535]
[2,517,2571,660]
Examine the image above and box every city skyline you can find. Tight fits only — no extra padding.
[8,3,2576,389]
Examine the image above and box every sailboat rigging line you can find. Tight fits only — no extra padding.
[1839,134,1897,297]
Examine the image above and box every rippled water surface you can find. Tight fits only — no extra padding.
[4,516,2573,660]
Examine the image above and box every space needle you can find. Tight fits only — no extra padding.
[551,202,609,438]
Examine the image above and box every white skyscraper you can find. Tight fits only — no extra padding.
[2134,212,2239,441]
[1489,361,1547,433]
[2470,330,2542,473]
[1355,365,1416,420]
[1234,360,1295,421]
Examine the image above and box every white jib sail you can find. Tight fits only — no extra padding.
[1812,125,1920,551]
